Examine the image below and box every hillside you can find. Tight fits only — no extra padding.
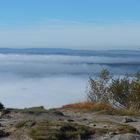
[0,104,140,140]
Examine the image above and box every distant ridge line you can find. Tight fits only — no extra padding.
[0,48,139,57]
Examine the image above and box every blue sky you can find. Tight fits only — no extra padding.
[0,0,140,49]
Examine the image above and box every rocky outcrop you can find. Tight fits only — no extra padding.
[0,108,140,140]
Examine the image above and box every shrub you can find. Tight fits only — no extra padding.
[13,106,47,114]
[0,102,4,111]
[88,70,140,110]
[129,80,140,108]
[109,77,131,108]
[87,69,110,103]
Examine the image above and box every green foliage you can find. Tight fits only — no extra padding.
[15,120,36,128]
[136,71,140,81]
[29,121,94,140]
[13,106,47,114]
[88,70,140,110]
[99,69,110,80]
[109,77,131,108]
[88,69,109,103]
[129,80,140,108]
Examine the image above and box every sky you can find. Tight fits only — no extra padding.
[0,0,140,50]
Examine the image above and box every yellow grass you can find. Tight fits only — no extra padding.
[62,102,112,111]
[62,102,140,116]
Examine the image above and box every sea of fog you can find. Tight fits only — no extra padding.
[0,49,140,108]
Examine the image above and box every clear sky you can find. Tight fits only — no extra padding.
[0,0,140,49]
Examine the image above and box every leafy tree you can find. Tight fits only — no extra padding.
[87,70,140,110]
[87,69,110,104]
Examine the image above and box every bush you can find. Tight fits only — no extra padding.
[88,70,140,110]
[109,77,131,108]
[0,102,4,111]
[13,106,47,114]
[87,69,110,103]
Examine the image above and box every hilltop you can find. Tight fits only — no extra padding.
[0,103,140,140]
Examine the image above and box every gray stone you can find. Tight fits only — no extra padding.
[122,116,137,123]
[110,133,140,140]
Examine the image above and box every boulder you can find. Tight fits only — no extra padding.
[122,117,137,123]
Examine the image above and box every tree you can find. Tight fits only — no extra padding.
[87,69,110,104]
[87,70,140,110]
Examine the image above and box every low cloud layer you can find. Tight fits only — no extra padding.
[0,54,139,77]
[0,53,139,108]
[0,75,87,108]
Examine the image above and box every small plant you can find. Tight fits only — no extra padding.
[117,124,138,134]
[13,106,47,114]
[15,120,36,128]
[29,121,94,140]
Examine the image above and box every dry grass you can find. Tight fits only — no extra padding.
[62,102,112,111]
[62,102,140,116]
[12,106,47,114]
[117,124,139,134]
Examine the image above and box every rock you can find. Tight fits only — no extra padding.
[0,123,3,127]
[60,125,77,132]
[0,130,9,138]
[0,112,3,118]
[50,110,64,116]
[104,125,108,128]
[67,119,74,122]
[24,121,36,128]
[81,118,88,121]
[122,117,137,123]
[58,118,64,121]
[93,124,96,127]
[110,133,140,140]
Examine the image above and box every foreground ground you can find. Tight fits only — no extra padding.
[0,104,140,140]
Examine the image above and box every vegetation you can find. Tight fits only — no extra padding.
[88,69,140,110]
[0,102,4,111]
[117,124,138,134]
[63,102,112,112]
[12,106,47,114]
[29,120,94,140]
[15,120,36,128]
[63,102,139,116]
[28,119,138,140]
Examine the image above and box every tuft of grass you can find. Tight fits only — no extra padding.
[117,124,139,134]
[63,102,140,116]
[99,108,140,116]
[12,106,47,114]
[15,120,36,128]
[94,128,115,136]
[29,120,95,140]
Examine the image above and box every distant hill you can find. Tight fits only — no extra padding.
[0,48,139,57]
